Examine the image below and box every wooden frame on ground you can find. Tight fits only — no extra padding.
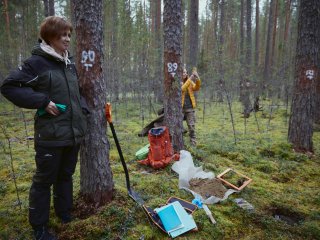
[217,168,252,191]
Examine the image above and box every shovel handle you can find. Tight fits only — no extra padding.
[105,103,112,123]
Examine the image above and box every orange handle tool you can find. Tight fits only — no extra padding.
[105,102,112,123]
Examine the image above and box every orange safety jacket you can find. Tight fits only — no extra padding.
[181,77,201,108]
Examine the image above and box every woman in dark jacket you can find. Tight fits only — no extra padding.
[1,16,87,240]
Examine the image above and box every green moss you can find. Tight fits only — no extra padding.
[255,160,278,174]
[0,100,319,239]
[302,221,320,239]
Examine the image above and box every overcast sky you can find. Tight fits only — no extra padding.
[199,0,207,15]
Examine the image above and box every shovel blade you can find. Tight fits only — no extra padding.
[128,189,145,205]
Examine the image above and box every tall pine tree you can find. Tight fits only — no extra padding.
[288,0,320,153]
[72,0,114,205]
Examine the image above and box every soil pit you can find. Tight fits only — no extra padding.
[189,178,228,199]
[270,207,305,226]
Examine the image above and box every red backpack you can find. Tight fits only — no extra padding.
[138,126,179,169]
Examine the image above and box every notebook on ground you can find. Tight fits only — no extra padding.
[155,201,197,238]
[166,196,197,214]
[155,203,184,233]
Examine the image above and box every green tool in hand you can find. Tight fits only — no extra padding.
[37,103,67,116]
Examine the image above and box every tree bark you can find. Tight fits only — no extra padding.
[212,0,219,49]
[270,0,278,68]
[218,0,225,80]
[283,0,291,43]
[111,0,119,100]
[3,0,10,40]
[246,0,252,75]
[49,0,54,16]
[154,0,163,103]
[3,0,12,69]
[188,0,199,67]
[240,0,245,67]
[288,0,320,153]
[263,0,275,92]
[150,0,163,103]
[163,0,184,151]
[72,0,114,206]
[43,0,55,16]
[255,0,260,69]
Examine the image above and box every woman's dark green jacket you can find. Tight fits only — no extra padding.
[1,45,88,147]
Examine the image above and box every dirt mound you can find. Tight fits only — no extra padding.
[189,178,227,199]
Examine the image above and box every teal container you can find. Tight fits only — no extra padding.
[135,144,150,160]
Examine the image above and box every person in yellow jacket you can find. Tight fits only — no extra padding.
[182,68,201,146]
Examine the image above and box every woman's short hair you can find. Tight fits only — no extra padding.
[40,16,73,44]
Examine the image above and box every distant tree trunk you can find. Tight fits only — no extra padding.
[263,0,275,93]
[240,0,245,66]
[163,0,184,151]
[212,0,221,101]
[188,0,199,67]
[216,0,226,104]
[283,0,291,44]
[182,0,187,65]
[260,0,269,72]
[212,0,218,48]
[150,0,155,33]
[270,0,278,68]
[3,0,10,40]
[240,78,252,118]
[3,0,12,69]
[153,0,163,103]
[240,0,253,117]
[246,0,252,75]
[280,0,292,102]
[49,0,54,16]
[72,0,114,206]
[43,0,55,16]
[239,0,250,117]
[255,0,260,69]
[111,0,119,100]
[288,0,320,153]
[218,0,225,80]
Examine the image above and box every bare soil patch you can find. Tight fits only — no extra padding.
[189,178,228,199]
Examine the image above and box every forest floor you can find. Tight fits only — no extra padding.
[0,98,319,240]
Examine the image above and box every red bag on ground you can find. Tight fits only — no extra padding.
[138,126,179,169]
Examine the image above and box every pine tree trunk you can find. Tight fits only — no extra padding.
[255,0,260,69]
[3,0,10,40]
[263,0,275,93]
[72,0,114,206]
[246,0,252,74]
[284,0,292,43]
[240,0,245,66]
[240,0,253,117]
[3,0,12,69]
[188,0,199,67]
[155,0,163,103]
[218,0,225,80]
[288,0,320,153]
[111,1,119,100]
[49,0,54,16]
[163,0,184,151]
[212,0,218,49]
[270,0,278,68]
[43,0,55,16]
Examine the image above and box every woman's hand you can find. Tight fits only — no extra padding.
[192,71,199,80]
[45,101,60,116]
